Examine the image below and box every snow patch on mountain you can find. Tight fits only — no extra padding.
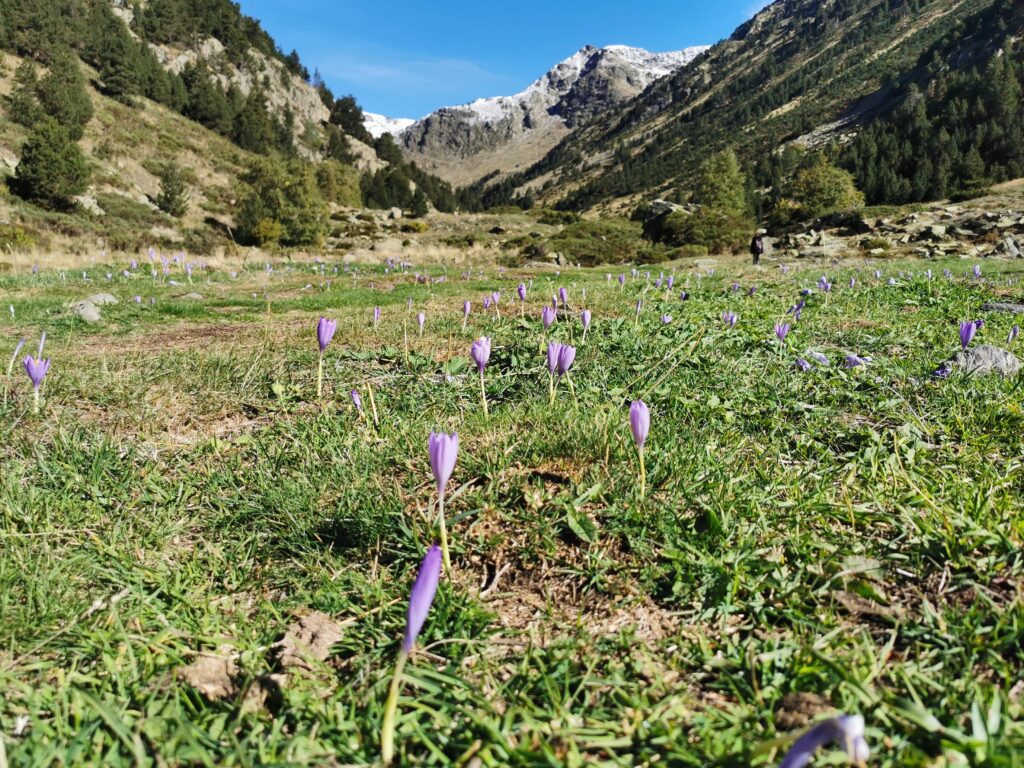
[363,112,415,138]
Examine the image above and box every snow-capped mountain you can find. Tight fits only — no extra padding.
[363,112,415,139]
[393,44,709,184]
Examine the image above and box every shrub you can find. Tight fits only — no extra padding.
[13,118,90,209]
[0,224,37,252]
[401,220,429,233]
[236,159,327,248]
[547,218,643,266]
[786,161,865,219]
[532,208,580,225]
[657,209,751,254]
[316,160,362,208]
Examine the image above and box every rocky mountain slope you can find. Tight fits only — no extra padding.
[391,44,707,185]
[485,0,1011,211]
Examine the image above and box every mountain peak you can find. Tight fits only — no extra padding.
[381,42,708,185]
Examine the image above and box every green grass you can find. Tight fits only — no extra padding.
[0,255,1022,766]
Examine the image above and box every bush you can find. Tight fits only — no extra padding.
[547,218,643,266]
[401,220,429,233]
[316,161,362,207]
[532,208,580,225]
[13,118,90,209]
[0,224,37,252]
[786,161,865,219]
[656,209,751,254]
[236,159,327,248]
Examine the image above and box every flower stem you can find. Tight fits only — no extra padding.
[317,354,324,400]
[479,370,488,417]
[638,446,646,500]
[380,651,408,765]
[438,491,452,574]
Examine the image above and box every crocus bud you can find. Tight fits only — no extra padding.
[629,400,650,449]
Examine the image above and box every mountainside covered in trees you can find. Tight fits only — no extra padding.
[0,0,463,256]
[476,0,1022,213]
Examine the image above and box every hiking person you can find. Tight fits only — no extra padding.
[750,231,765,265]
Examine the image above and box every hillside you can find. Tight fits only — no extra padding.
[482,0,1020,213]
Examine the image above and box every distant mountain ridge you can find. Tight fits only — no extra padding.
[367,44,707,185]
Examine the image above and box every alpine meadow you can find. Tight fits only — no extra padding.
[0,1,1023,766]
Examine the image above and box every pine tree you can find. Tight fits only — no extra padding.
[5,59,42,128]
[14,117,90,209]
[37,48,93,140]
[156,163,190,218]
[410,188,429,218]
[233,89,274,153]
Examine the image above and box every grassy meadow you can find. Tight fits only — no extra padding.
[0,253,1022,766]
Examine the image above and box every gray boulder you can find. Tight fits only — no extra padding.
[85,293,119,306]
[981,302,1024,315]
[180,292,204,301]
[935,345,1021,378]
[70,300,102,323]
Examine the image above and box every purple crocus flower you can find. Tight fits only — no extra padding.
[679,291,689,301]
[317,317,337,353]
[844,354,871,368]
[973,264,982,279]
[731,282,740,294]
[747,286,757,296]
[556,344,576,376]
[800,288,813,297]
[483,296,492,310]
[559,287,568,307]
[618,273,626,287]
[959,320,977,351]
[581,309,592,331]
[795,358,812,372]
[818,276,832,293]
[547,342,562,376]
[778,714,869,768]
[775,322,791,344]
[943,269,952,278]
[542,306,556,329]
[630,399,650,498]
[654,278,663,289]
[402,544,443,653]
[463,301,471,328]
[133,295,142,303]
[470,336,491,373]
[373,306,381,327]
[809,351,829,366]
[417,311,425,334]
[517,283,527,302]
[1010,324,1020,343]
[887,277,897,286]
[351,389,363,412]
[722,311,737,329]
[667,276,674,289]
[629,400,650,449]
[660,315,672,324]
[428,432,459,490]
[23,355,50,389]
[925,269,932,281]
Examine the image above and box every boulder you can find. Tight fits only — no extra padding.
[991,235,1022,258]
[180,292,204,300]
[85,293,119,306]
[70,300,102,323]
[388,207,403,220]
[981,302,1024,315]
[936,345,1021,378]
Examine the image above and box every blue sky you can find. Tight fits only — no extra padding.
[238,0,771,118]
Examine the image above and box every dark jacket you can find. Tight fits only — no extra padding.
[750,235,764,255]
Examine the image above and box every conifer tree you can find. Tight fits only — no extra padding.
[14,117,90,209]
[37,48,93,140]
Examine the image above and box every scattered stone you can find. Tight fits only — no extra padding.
[553,252,569,267]
[991,235,1022,258]
[180,292,204,300]
[270,611,345,672]
[919,224,947,241]
[70,300,102,323]
[177,651,238,701]
[938,345,1021,378]
[982,302,1024,314]
[388,207,403,220]
[85,293,119,306]
[73,195,105,216]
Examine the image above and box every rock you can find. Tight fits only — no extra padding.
[991,235,1022,258]
[73,195,105,216]
[489,226,507,235]
[918,224,947,241]
[941,345,1021,377]
[553,252,569,267]
[180,292,204,300]
[981,302,1024,314]
[85,293,119,306]
[388,207,403,220]
[70,300,102,323]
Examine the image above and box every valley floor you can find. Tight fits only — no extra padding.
[0,251,1022,765]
